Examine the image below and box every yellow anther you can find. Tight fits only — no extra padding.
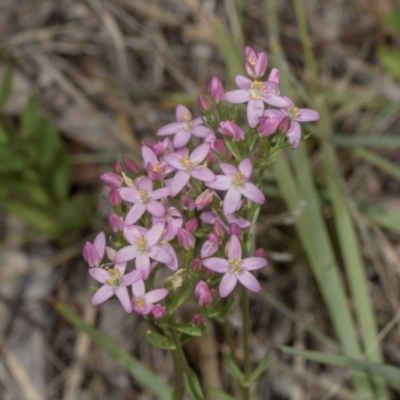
[136,237,148,254]
[140,189,151,203]
[232,172,245,188]
[180,155,191,165]
[135,297,146,309]
[250,80,265,99]
[182,112,191,122]
[287,106,300,118]
[152,163,162,173]
[106,268,122,287]
[229,258,242,274]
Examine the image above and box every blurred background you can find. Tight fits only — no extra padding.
[1,0,400,399]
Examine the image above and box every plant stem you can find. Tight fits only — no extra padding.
[241,285,251,399]
[171,345,185,400]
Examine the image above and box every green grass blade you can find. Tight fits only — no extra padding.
[54,302,173,400]
[331,135,400,148]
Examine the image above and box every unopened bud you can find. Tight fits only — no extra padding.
[193,314,204,326]
[218,121,244,141]
[185,218,198,233]
[258,116,280,137]
[123,158,140,174]
[207,77,224,103]
[113,160,122,175]
[101,172,123,188]
[180,195,195,211]
[213,220,224,237]
[229,223,242,238]
[108,213,124,232]
[278,116,291,134]
[198,95,210,111]
[109,188,122,206]
[267,68,280,84]
[212,139,226,154]
[195,189,213,211]
[255,248,265,258]
[177,228,195,250]
[191,258,202,271]
[152,304,166,320]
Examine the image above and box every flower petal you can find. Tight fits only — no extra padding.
[147,201,165,218]
[123,225,142,245]
[286,121,301,149]
[164,153,185,170]
[202,257,230,273]
[92,285,114,305]
[228,235,242,259]
[238,158,252,180]
[242,257,268,271]
[241,182,265,204]
[220,163,237,177]
[297,108,320,122]
[119,188,141,203]
[136,255,151,279]
[157,122,183,136]
[161,243,178,270]
[138,177,153,192]
[151,187,170,200]
[132,279,145,296]
[223,188,242,215]
[190,143,210,163]
[145,222,165,246]
[247,99,264,128]
[142,146,158,165]
[235,75,252,90]
[224,90,251,104]
[262,93,290,108]
[122,269,144,286]
[219,272,237,298]
[176,105,191,122]
[125,203,146,225]
[145,288,169,304]
[191,166,216,182]
[148,246,174,264]
[115,246,137,263]
[207,175,231,190]
[173,130,191,148]
[169,170,190,197]
[192,125,211,138]
[93,232,106,259]
[88,268,109,284]
[237,271,260,292]
[115,287,133,313]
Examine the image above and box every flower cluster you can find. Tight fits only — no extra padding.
[83,46,319,327]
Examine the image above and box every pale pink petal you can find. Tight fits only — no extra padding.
[145,288,169,304]
[192,117,203,127]
[123,225,142,245]
[157,122,183,136]
[163,153,185,170]
[176,105,191,122]
[93,232,106,259]
[142,146,158,165]
[247,99,264,128]
[191,166,216,182]
[202,257,230,273]
[122,269,144,286]
[201,240,218,258]
[133,300,153,315]
[192,125,211,138]
[238,158,252,180]
[136,255,151,279]
[207,175,231,190]
[115,287,133,313]
[296,108,320,122]
[240,182,265,204]
[92,285,114,305]
[147,201,165,218]
[146,222,165,246]
[151,187,169,200]
[224,90,251,104]
[262,93,290,108]
[263,109,285,119]
[235,75,252,90]
[89,268,109,284]
[286,121,301,149]
[190,143,210,163]
[255,52,267,77]
[115,246,137,263]
[119,188,141,203]
[220,163,237,177]
[161,243,178,270]
[237,271,260,292]
[223,188,242,215]
[242,257,268,271]
[219,272,238,298]
[148,246,174,264]
[125,203,146,225]
[114,263,127,275]
[228,235,242,259]
[138,177,153,192]
[170,170,190,197]
[227,215,251,228]
[132,279,145,296]
[200,211,217,225]
[173,130,191,148]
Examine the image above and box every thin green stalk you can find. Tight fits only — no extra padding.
[171,345,185,400]
[241,286,251,400]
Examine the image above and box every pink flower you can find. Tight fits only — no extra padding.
[195,281,213,306]
[83,232,106,268]
[207,158,265,215]
[89,267,143,313]
[119,177,169,225]
[245,46,268,79]
[193,314,204,326]
[224,75,290,127]
[141,146,168,181]
[157,105,211,148]
[177,228,195,250]
[207,77,224,103]
[115,223,173,278]
[195,189,213,211]
[164,143,216,197]
[109,213,124,232]
[218,121,245,141]
[101,172,123,188]
[132,279,168,315]
[109,188,122,206]
[152,304,167,320]
[200,233,221,258]
[123,158,140,174]
[202,235,267,297]
[257,111,282,137]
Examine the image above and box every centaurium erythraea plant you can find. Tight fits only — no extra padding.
[83,46,319,399]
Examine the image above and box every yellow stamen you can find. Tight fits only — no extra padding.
[182,112,191,122]
[140,189,151,203]
[136,237,148,254]
[287,106,300,119]
[250,80,265,99]
[229,258,242,274]
[106,268,122,287]
[152,163,162,173]
[232,172,245,188]
[135,297,146,309]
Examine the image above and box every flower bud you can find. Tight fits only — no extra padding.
[152,304,166,320]
[123,158,140,174]
[83,242,101,268]
[213,220,224,237]
[229,223,242,239]
[258,116,280,137]
[113,160,122,175]
[108,213,124,232]
[191,258,202,271]
[193,314,204,326]
[195,189,213,211]
[198,95,210,111]
[268,68,280,84]
[180,195,195,211]
[278,116,291,134]
[212,139,226,154]
[100,172,123,188]
[245,46,268,79]
[255,248,265,258]
[185,218,198,233]
[207,77,224,103]
[109,188,122,206]
[177,228,195,250]
[218,121,244,141]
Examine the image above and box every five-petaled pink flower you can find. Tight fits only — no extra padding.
[89,267,143,313]
[164,143,216,197]
[157,105,211,148]
[202,235,267,297]
[119,177,169,225]
[207,158,265,215]
[132,279,169,314]
[115,223,173,278]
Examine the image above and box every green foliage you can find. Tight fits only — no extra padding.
[378,46,400,80]
[0,65,91,236]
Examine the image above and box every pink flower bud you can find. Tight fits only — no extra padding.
[213,220,224,237]
[113,161,122,175]
[255,248,265,258]
[268,68,280,84]
[229,223,242,238]
[83,242,101,268]
[210,288,218,299]
[152,304,166,320]
[198,95,210,111]
[218,121,244,141]
[177,228,195,250]
[278,116,291,134]
[207,77,224,103]
[180,195,195,211]
[195,281,209,297]
[258,116,280,137]
[212,139,226,154]
[123,158,140,174]
[100,173,123,188]
[206,151,217,164]
[109,213,124,232]
[185,218,198,233]
[195,189,213,211]
[193,314,204,326]
[191,258,202,271]
[245,46,268,79]
[109,188,122,206]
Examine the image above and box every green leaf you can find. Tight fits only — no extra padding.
[207,387,235,400]
[37,120,63,170]
[51,154,70,202]
[382,9,400,32]
[176,323,205,337]
[184,368,205,400]
[223,354,244,383]
[224,137,241,161]
[378,46,400,80]
[214,296,235,323]
[146,330,175,350]
[0,62,13,109]
[20,97,40,138]
[54,302,173,400]
[250,353,270,381]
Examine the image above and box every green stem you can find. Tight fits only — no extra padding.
[241,286,251,399]
[171,345,185,400]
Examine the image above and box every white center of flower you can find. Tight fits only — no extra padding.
[250,80,265,99]
[136,237,148,254]
[229,258,242,274]
[287,106,300,119]
[106,269,122,287]
[232,172,245,188]
[135,296,146,309]
[140,189,151,203]
[182,112,192,131]
[179,155,198,172]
